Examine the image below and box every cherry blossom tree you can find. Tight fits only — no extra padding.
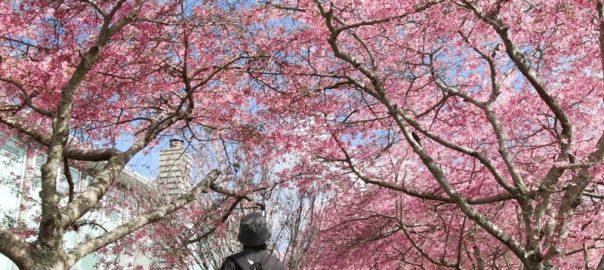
[2,0,604,269]
[0,1,276,269]
[250,0,604,269]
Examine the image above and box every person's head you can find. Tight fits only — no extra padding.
[238,212,271,248]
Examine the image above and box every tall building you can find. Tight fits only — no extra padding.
[157,139,192,200]
[153,139,194,269]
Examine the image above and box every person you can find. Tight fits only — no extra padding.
[220,212,286,270]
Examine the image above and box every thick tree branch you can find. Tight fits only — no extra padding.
[0,113,124,161]
[63,157,75,203]
[0,113,51,145]
[533,165,565,250]
[65,169,221,266]
[64,148,122,161]
[0,229,33,269]
[547,132,604,254]
[261,0,307,12]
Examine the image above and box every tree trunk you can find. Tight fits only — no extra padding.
[29,247,69,270]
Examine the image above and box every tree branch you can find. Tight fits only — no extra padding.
[462,0,573,161]
[333,1,440,33]
[65,169,220,266]
[0,229,33,269]
[316,1,529,262]
[0,113,122,162]
[399,225,457,268]
[63,157,75,203]
[0,77,55,117]
[210,184,265,209]
[547,132,604,254]
[183,196,242,245]
[323,138,532,205]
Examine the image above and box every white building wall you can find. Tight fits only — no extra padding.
[0,137,26,270]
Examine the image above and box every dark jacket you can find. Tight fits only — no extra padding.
[220,249,285,270]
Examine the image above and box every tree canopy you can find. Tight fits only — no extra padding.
[1,0,603,269]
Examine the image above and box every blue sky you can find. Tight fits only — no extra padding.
[115,134,164,179]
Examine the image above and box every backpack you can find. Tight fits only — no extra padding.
[225,257,257,270]
[229,252,277,270]
[230,257,265,270]
[249,261,263,270]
